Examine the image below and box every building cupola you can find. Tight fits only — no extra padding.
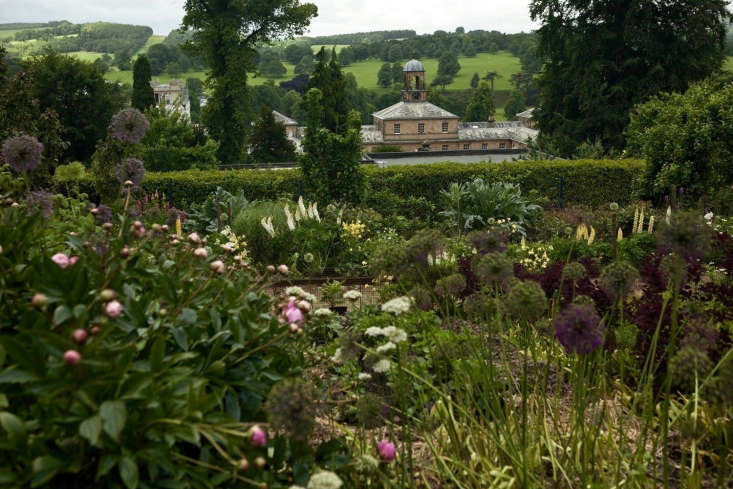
[402,59,428,102]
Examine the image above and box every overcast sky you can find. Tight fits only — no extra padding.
[0,0,538,36]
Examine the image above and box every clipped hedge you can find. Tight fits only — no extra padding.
[80,159,645,209]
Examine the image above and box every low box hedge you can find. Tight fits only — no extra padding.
[79,159,646,209]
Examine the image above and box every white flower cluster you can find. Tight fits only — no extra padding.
[213,226,249,263]
[517,242,553,273]
[381,296,412,315]
[364,326,407,343]
[286,286,317,303]
[343,290,362,301]
[307,471,343,489]
[314,308,333,317]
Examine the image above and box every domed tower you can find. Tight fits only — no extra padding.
[402,59,427,102]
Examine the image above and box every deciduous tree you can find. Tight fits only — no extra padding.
[464,82,495,122]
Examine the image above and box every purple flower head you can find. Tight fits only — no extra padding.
[109,108,150,144]
[554,303,605,355]
[27,190,53,219]
[115,158,146,191]
[2,134,44,173]
[378,440,396,462]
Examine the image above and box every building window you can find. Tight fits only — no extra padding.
[499,143,506,149]
[463,143,470,150]
[418,123,425,134]
[442,144,449,151]
[394,124,401,135]
[442,122,449,133]
[482,143,488,150]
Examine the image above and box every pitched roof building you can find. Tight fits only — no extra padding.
[361,59,538,152]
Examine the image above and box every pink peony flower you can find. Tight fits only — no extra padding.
[63,350,81,366]
[51,253,70,269]
[104,300,123,318]
[69,256,79,265]
[283,301,303,324]
[250,425,267,447]
[194,247,208,258]
[378,440,396,462]
[210,260,226,273]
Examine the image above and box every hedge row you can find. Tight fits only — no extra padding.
[80,159,646,209]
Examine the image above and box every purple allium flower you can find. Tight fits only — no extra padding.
[115,158,146,190]
[2,134,44,173]
[94,204,113,225]
[27,190,53,219]
[554,303,605,355]
[109,108,150,144]
[378,440,396,462]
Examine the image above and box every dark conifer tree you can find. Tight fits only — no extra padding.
[132,55,155,111]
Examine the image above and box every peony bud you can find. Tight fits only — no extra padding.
[90,325,101,335]
[102,222,113,231]
[277,264,289,276]
[51,253,70,269]
[63,350,81,366]
[238,458,249,471]
[159,308,168,316]
[100,289,116,301]
[133,221,143,229]
[289,323,301,334]
[72,328,88,345]
[104,300,123,318]
[210,260,226,273]
[32,293,49,308]
[11,202,19,208]
[254,457,266,469]
[266,265,276,273]
[250,425,267,447]
[297,300,312,313]
[188,232,202,244]
[194,247,208,259]
[161,224,169,232]
[91,208,99,215]
[151,223,162,232]
[120,246,130,258]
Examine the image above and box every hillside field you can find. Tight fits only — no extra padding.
[136,35,166,55]
[104,51,523,93]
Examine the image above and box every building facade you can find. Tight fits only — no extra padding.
[361,60,538,153]
[151,80,190,117]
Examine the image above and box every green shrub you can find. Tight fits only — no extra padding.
[370,145,402,153]
[77,159,645,214]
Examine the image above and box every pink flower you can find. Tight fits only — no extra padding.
[63,350,81,366]
[51,253,70,269]
[250,425,267,447]
[71,328,88,345]
[194,247,208,258]
[69,256,79,265]
[283,301,303,324]
[210,260,226,273]
[104,300,123,318]
[378,440,396,462]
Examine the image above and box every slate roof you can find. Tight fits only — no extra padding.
[373,101,459,121]
[361,125,384,144]
[516,108,535,119]
[272,110,298,126]
[404,59,425,72]
[458,124,539,144]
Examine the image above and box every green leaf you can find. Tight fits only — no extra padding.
[96,454,118,480]
[119,457,139,489]
[52,305,73,326]
[0,369,39,384]
[0,411,26,441]
[179,308,197,325]
[172,328,188,351]
[79,415,102,446]
[150,336,166,371]
[0,344,5,367]
[72,304,87,319]
[31,456,62,487]
[0,394,8,409]
[100,401,126,442]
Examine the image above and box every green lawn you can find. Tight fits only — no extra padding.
[67,51,104,62]
[0,27,50,40]
[136,35,165,55]
[105,63,297,86]
[342,51,521,91]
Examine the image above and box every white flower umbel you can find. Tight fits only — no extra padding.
[372,358,392,373]
[365,326,385,337]
[314,308,333,317]
[382,326,407,343]
[307,471,343,489]
[358,373,372,380]
[286,286,307,298]
[343,290,362,301]
[381,296,411,315]
[376,341,396,354]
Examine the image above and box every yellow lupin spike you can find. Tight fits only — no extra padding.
[617,228,624,242]
[176,217,182,237]
[588,226,596,245]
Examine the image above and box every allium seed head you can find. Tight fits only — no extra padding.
[2,134,43,173]
[109,108,150,144]
[553,303,605,355]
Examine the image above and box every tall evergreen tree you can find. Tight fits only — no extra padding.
[530,0,732,155]
[132,55,155,111]
[182,0,317,164]
[470,72,480,89]
[464,82,495,122]
[249,106,296,163]
[307,48,348,134]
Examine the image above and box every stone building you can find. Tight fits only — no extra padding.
[151,80,190,117]
[516,108,536,129]
[361,59,538,152]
